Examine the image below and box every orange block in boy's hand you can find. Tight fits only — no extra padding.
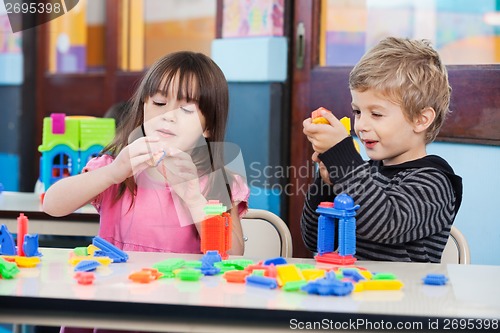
[311,107,332,124]
[310,107,360,152]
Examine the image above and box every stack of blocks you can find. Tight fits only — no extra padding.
[200,200,232,259]
[316,193,360,265]
[38,113,115,191]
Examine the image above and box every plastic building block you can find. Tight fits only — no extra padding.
[92,236,128,263]
[73,247,88,256]
[16,213,28,256]
[74,260,101,272]
[356,279,404,291]
[0,257,20,279]
[223,270,250,283]
[74,272,95,285]
[276,264,305,286]
[341,269,365,282]
[153,258,186,277]
[311,107,331,124]
[176,268,203,281]
[315,193,360,259]
[69,255,112,266]
[422,274,448,286]
[0,224,17,255]
[263,257,287,266]
[200,201,232,259]
[301,269,326,281]
[315,252,357,265]
[51,113,66,134]
[245,275,278,289]
[245,263,277,278]
[372,273,397,280]
[23,234,42,257]
[282,280,308,292]
[129,268,162,283]
[301,278,354,296]
[14,256,41,268]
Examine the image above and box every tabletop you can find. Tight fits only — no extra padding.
[1,248,499,332]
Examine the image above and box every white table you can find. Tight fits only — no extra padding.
[0,191,99,236]
[1,248,499,333]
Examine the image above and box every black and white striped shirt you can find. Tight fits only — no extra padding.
[301,138,463,263]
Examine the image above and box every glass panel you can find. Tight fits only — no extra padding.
[119,0,216,71]
[47,0,106,73]
[321,0,500,66]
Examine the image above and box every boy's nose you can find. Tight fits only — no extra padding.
[354,114,369,133]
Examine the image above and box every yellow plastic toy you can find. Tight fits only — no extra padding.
[311,107,360,152]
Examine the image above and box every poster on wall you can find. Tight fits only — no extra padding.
[222,0,284,38]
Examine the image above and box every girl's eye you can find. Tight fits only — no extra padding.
[181,106,196,114]
[372,113,383,117]
[352,109,361,117]
[153,101,166,106]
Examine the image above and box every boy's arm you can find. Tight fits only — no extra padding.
[42,163,118,216]
[319,142,456,244]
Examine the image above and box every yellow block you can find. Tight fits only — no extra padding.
[356,279,404,292]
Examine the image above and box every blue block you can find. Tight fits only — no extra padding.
[212,37,287,82]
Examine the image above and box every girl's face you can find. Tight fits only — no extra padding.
[143,76,208,152]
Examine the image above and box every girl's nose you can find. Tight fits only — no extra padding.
[162,107,177,122]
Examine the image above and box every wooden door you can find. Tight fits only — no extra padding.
[289,0,500,258]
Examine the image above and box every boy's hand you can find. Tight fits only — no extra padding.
[312,152,332,185]
[303,110,349,153]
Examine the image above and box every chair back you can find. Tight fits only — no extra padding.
[441,226,470,264]
[241,209,293,258]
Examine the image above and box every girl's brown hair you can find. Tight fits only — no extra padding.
[102,51,233,207]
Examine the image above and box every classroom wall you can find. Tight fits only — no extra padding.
[427,142,500,266]
[0,86,20,191]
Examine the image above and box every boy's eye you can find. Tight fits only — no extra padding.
[352,109,361,116]
[372,112,383,117]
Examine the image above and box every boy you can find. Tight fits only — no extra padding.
[301,37,462,262]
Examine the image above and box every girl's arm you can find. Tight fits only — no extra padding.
[228,205,244,255]
[43,136,160,217]
[42,163,118,216]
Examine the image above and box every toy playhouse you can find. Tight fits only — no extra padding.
[38,113,115,191]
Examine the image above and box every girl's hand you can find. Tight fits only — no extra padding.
[312,151,332,185]
[303,110,349,153]
[157,148,205,206]
[110,136,161,184]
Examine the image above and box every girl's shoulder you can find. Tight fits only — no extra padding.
[82,154,114,173]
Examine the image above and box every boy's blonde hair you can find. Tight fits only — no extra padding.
[349,37,451,143]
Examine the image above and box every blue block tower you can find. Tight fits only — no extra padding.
[315,193,360,260]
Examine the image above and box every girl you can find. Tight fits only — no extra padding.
[43,51,249,255]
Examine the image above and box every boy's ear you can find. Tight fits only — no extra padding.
[414,107,436,134]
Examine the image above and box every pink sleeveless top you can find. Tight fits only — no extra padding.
[83,155,249,254]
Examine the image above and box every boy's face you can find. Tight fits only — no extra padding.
[351,88,426,166]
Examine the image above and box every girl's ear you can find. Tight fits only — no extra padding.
[203,128,211,138]
[414,107,435,134]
